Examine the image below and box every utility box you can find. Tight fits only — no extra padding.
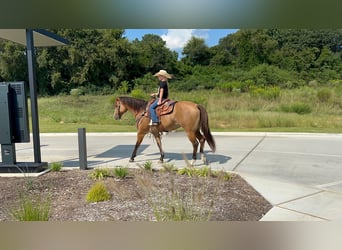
[0,82,29,143]
[0,81,30,166]
[0,84,14,144]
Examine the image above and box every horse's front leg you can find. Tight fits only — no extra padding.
[130,132,146,162]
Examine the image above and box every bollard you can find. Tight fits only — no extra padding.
[78,128,87,170]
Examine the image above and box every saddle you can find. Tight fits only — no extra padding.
[146,98,177,120]
[156,99,177,117]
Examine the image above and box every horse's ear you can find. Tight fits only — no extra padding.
[113,98,119,107]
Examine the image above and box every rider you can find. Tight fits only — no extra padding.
[149,69,172,126]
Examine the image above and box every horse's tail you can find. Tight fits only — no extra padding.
[197,105,216,152]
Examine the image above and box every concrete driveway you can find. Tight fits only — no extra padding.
[3,131,342,221]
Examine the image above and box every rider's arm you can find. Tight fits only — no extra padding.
[158,88,164,105]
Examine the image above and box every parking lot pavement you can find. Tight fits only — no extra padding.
[2,131,342,220]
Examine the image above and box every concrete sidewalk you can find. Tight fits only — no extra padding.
[2,131,342,221]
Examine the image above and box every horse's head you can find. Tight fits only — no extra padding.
[113,97,128,120]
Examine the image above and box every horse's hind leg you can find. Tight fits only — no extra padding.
[196,131,207,164]
[186,131,199,166]
[151,127,164,163]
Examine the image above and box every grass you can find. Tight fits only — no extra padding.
[33,87,342,133]
[36,95,137,132]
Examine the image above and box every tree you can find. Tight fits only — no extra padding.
[0,41,27,82]
[230,29,277,69]
[209,34,236,66]
[35,29,134,94]
[131,34,178,77]
[182,37,211,66]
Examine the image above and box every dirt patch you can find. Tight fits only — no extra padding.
[0,168,272,221]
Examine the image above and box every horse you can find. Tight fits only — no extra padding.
[113,96,216,165]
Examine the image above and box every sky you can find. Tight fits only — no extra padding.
[124,29,238,56]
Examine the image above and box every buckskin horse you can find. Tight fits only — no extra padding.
[113,96,216,165]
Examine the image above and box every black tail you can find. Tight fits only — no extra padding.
[197,105,216,152]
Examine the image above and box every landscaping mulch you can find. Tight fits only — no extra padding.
[0,169,272,221]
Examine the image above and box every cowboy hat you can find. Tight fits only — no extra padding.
[153,69,172,79]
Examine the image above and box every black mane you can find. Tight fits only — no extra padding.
[119,96,148,112]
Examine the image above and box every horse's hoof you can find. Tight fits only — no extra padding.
[129,159,134,162]
[158,159,164,163]
[190,160,196,166]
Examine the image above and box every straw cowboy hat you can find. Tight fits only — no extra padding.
[154,69,172,79]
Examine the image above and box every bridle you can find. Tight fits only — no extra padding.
[114,97,147,127]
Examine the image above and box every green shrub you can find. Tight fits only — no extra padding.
[130,88,148,100]
[249,86,280,100]
[245,64,294,86]
[116,81,129,95]
[177,167,197,177]
[216,81,250,93]
[131,73,157,94]
[317,88,332,102]
[177,166,225,178]
[86,182,111,203]
[211,170,231,181]
[280,102,312,114]
[11,195,51,221]
[291,103,312,114]
[113,167,129,179]
[70,88,84,97]
[89,168,112,180]
[141,161,153,171]
[49,162,63,172]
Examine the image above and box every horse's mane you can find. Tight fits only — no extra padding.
[119,96,148,111]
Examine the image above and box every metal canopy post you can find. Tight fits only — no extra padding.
[26,29,41,163]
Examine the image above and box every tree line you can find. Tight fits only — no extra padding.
[0,29,341,96]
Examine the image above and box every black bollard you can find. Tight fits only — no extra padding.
[78,128,87,170]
